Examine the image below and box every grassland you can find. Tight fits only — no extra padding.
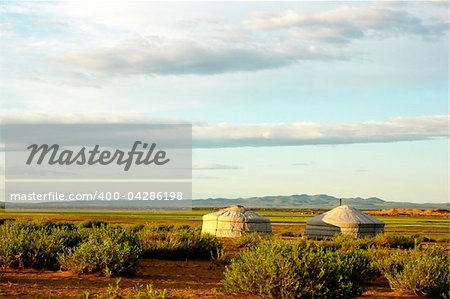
[1,208,449,240]
[1,208,448,298]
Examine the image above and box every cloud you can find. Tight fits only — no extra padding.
[0,3,33,14]
[3,2,446,78]
[245,7,448,44]
[0,111,187,124]
[193,175,220,180]
[59,6,447,76]
[193,163,240,170]
[65,37,343,76]
[292,163,310,166]
[192,115,449,147]
[1,112,448,148]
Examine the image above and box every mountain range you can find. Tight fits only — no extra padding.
[1,194,448,210]
[193,194,449,210]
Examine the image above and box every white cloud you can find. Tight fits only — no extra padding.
[64,37,343,76]
[2,2,446,78]
[58,5,447,76]
[193,163,240,170]
[0,111,186,124]
[192,115,449,147]
[292,162,310,166]
[1,112,447,147]
[0,3,33,14]
[245,6,448,44]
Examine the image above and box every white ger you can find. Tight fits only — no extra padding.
[306,205,384,239]
[202,205,272,238]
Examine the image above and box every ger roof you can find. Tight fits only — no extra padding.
[307,205,384,226]
[203,205,270,222]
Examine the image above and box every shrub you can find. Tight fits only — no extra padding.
[126,224,145,234]
[279,231,302,237]
[222,239,371,298]
[58,226,141,276]
[49,221,77,230]
[0,218,15,225]
[144,224,174,232]
[322,234,374,251]
[0,220,80,269]
[319,234,422,251]
[373,248,450,298]
[78,220,108,229]
[210,247,232,266]
[0,220,221,276]
[373,234,418,249]
[233,232,271,249]
[138,226,223,259]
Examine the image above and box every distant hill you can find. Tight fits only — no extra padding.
[193,194,449,210]
[1,194,448,211]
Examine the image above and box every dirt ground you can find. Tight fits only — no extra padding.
[0,259,235,299]
[0,258,423,299]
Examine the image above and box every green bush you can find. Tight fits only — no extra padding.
[319,234,422,251]
[0,218,15,225]
[233,232,271,249]
[321,234,374,251]
[138,226,223,259]
[279,231,302,237]
[222,240,371,298]
[210,246,232,266]
[373,234,419,249]
[0,220,80,269]
[58,226,141,276]
[0,220,220,275]
[373,248,450,298]
[126,224,145,234]
[78,220,109,229]
[143,224,174,232]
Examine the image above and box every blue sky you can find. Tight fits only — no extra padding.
[0,1,448,202]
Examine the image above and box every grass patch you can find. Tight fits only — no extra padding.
[58,226,141,276]
[319,233,427,251]
[0,219,81,269]
[372,247,450,298]
[0,220,221,276]
[232,232,271,249]
[223,239,371,298]
[138,225,223,259]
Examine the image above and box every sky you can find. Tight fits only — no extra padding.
[0,1,448,203]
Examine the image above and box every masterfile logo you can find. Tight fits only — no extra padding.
[26,141,170,171]
[4,123,191,180]
[3,123,192,211]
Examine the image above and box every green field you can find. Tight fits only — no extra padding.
[1,209,449,298]
[2,209,449,240]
